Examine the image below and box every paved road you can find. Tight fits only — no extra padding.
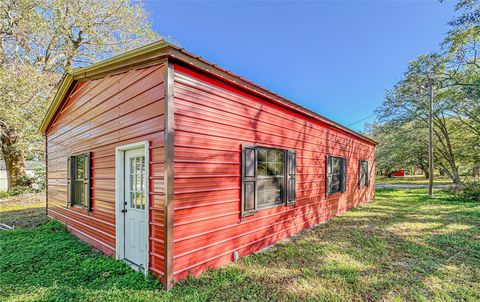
[375,184,450,189]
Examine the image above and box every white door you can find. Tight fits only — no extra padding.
[123,147,147,269]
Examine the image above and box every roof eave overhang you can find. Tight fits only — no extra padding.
[38,74,74,135]
[166,48,378,145]
[39,40,377,145]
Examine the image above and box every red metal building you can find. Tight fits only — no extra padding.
[39,40,376,289]
[391,169,405,177]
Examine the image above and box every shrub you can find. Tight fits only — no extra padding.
[8,185,35,196]
[445,182,480,202]
[4,169,45,196]
[6,175,35,196]
[33,166,46,191]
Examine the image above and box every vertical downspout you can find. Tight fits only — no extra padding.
[163,59,175,290]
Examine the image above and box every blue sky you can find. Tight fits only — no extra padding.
[143,0,456,131]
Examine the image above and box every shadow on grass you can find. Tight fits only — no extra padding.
[0,189,479,302]
[193,189,480,301]
[0,207,49,229]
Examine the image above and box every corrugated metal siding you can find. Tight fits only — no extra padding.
[45,64,166,282]
[172,64,375,281]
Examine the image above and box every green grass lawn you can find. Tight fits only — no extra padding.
[1,189,479,302]
[375,175,454,185]
[0,193,49,228]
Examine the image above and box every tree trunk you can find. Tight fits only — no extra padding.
[0,123,27,191]
[418,164,428,178]
[451,165,461,184]
[433,114,461,184]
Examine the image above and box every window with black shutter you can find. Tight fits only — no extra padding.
[326,155,347,195]
[67,152,91,211]
[358,160,369,188]
[241,145,296,217]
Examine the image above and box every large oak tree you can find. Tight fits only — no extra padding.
[0,0,159,190]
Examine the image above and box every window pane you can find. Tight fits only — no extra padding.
[331,157,341,174]
[360,160,368,187]
[257,147,284,177]
[136,157,141,175]
[130,158,135,175]
[76,155,84,180]
[136,192,141,209]
[126,156,146,210]
[267,149,276,162]
[257,177,283,208]
[258,162,267,176]
[258,148,267,161]
[276,149,283,162]
[327,156,346,194]
[72,154,86,206]
[74,180,84,206]
[255,147,285,208]
[276,163,283,176]
[266,162,275,176]
[136,172,141,194]
[332,175,340,192]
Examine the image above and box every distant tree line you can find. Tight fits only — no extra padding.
[368,0,480,184]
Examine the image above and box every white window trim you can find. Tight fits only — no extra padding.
[115,141,150,276]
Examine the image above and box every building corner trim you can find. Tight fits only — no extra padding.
[163,60,175,290]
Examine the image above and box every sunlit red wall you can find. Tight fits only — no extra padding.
[171,63,376,282]
[45,64,167,284]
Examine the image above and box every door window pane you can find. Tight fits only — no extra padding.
[129,155,146,210]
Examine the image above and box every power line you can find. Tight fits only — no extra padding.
[347,113,376,127]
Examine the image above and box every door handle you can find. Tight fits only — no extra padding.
[121,209,127,213]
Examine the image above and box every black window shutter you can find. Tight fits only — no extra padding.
[358,161,362,189]
[286,150,296,205]
[326,155,331,196]
[341,158,347,192]
[67,157,73,207]
[366,161,370,187]
[84,152,92,211]
[241,145,257,217]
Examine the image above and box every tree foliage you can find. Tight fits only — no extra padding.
[0,0,159,190]
[1,0,159,72]
[366,122,429,177]
[372,0,480,183]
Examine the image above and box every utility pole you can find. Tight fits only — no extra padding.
[428,85,434,197]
